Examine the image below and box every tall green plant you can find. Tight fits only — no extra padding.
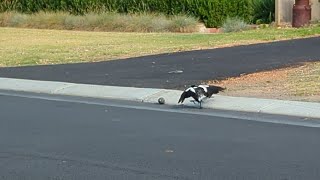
[252,0,275,24]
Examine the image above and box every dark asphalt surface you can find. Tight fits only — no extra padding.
[0,37,319,89]
[1,91,320,180]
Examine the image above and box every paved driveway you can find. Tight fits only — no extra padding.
[0,37,319,89]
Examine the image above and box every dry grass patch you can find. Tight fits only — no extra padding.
[210,62,320,102]
[291,62,320,98]
[0,12,199,33]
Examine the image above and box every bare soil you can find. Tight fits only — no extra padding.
[209,62,320,102]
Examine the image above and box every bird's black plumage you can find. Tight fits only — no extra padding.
[178,88,198,103]
[178,85,225,108]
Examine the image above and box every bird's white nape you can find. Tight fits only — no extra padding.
[198,85,209,92]
[185,87,196,93]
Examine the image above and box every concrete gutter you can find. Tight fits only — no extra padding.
[0,77,319,119]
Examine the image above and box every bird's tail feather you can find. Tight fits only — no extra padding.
[206,85,226,97]
[209,85,226,93]
[218,86,226,92]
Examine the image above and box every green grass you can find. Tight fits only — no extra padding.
[0,26,320,67]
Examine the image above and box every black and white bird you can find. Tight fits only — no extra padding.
[178,85,225,108]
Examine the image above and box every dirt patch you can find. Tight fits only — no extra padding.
[208,62,320,102]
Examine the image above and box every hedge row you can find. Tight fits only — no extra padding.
[0,0,253,27]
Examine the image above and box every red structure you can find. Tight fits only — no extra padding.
[292,0,311,27]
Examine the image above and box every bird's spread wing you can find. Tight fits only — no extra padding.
[178,88,198,103]
[178,91,187,103]
[191,93,200,103]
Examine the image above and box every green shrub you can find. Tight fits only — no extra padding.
[252,0,275,24]
[0,0,253,27]
[222,17,250,33]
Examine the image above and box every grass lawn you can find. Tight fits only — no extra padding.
[1,26,320,67]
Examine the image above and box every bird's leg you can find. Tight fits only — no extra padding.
[190,100,197,105]
[199,100,202,109]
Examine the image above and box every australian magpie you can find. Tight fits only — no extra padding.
[178,85,225,108]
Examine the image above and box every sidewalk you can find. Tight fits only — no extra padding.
[1,77,319,119]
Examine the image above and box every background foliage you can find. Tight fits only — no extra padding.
[252,0,275,24]
[0,0,254,27]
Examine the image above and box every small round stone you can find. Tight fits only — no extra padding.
[158,97,165,104]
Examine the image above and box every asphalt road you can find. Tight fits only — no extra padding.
[0,37,319,89]
[1,91,320,180]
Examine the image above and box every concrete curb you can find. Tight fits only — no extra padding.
[0,77,319,119]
